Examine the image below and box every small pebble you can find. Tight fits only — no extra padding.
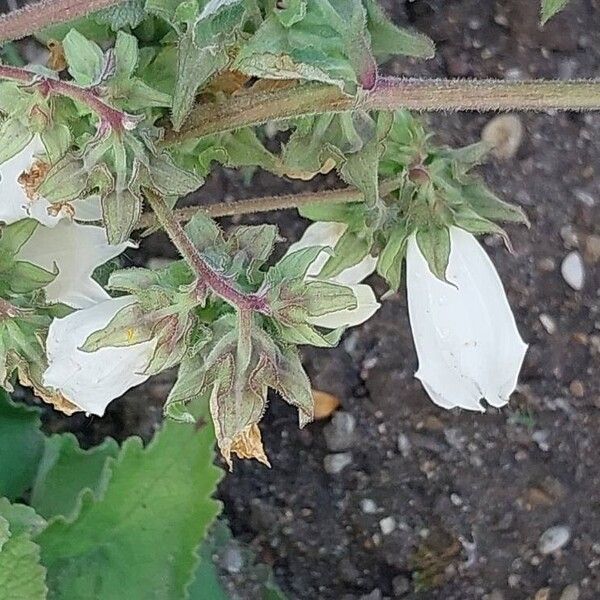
[481,114,523,159]
[559,584,580,600]
[487,591,505,600]
[534,589,550,600]
[538,525,571,554]
[561,252,585,290]
[379,516,396,535]
[323,411,356,452]
[569,380,585,398]
[323,452,352,474]
[538,257,556,272]
[584,234,600,264]
[360,499,378,514]
[397,433,411,457]
[221,544,244,574]
[360,590,382,600]
[539,314,557,334]
[560,225,579,248]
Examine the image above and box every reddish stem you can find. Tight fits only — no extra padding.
[0,65,131,131]
[145,190,271,315]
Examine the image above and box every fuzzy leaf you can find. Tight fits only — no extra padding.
[364,0,434,59]
[0,118,33,165]
[101,188,142,245]
[415,226,451,281]
[36,415,223,600]
[62,29,105,86]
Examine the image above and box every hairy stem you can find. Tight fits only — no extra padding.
[0,65,132,131]
[144,189,271,315]
[0,0,122,43]
[167,77,600,143]
[137,178,403,229]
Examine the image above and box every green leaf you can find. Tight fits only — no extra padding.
[95,0,147,31]
[0,393,44,501]
[36,416,223,600]
[376,220,411,290]
[318,227,371,279]
[0,500,47,600]
[113,31,139,79]
[245,0,378,89]
[30,434,119,520]
[540,0,570,24]
[101,188,142,245]
[363,0,434,59]
[167,0,247,130]
[0,118,33,165]
[62,29,105,86]
[415,226,451,281]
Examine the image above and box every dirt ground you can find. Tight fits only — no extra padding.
[25,0,600,598]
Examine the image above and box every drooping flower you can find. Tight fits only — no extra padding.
[285,221,380,329]
[43,296,156,416]
[406,226,528,411]
[16,220,133,309]
[0,136,101,226]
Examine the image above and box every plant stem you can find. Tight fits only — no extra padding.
[0,65,132,131]
[144,189,271,315]
[137,178,403,229]
[167,77,600,142]
[0,0,122,43]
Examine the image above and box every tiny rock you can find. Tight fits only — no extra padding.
[538,525,571,555]
[323,411,356,451]
[481,114,523,159]
[221,543,244,574]
[569,380,585,398]
[360,498,378,514]
[539,313,557,335]
[534,588,550,600]
[561,252,585,290]
[584,234,600,264]
[323,452,352,474]
[559,584,580,600]
[379,516,396,535]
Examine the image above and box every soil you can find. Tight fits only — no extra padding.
[11,0,600,598]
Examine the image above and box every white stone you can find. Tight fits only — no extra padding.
[561,252,585,290]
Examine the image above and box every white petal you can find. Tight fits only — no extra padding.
[0,136,103,226]
[43,296,156,416]
[286,221,377,284]
[308,283,380,329]
[406,226,527,411]
[17,220,133,308]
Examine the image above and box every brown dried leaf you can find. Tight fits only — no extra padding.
[47,39,67,72]
[229,423,271,467]
[312,389,340,420]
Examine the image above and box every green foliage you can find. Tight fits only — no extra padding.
[301,110,527,288]
[540,0,571,24]
[0,499,47,600]
[0,392,44,501]
[0,391,224,600]
[36,414,222,600]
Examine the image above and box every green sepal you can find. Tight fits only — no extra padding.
[0,118,33,166]
[415,226,451,281]
[62,29,106,86]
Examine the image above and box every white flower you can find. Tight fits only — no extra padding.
[285,221,380,329]
[406,226,528,411]
[43,296,156,416]
[16,220,133,309]
[0,136,101,226]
